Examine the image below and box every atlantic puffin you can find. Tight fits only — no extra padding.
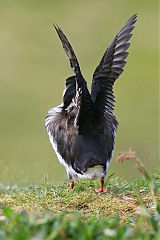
[45,14,137,192]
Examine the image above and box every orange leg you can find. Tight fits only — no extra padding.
[95,177,107,193]
[70,180,74,189]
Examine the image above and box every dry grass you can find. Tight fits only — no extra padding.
[0,178,159,223]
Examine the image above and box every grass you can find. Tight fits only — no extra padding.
[0,161,160,239]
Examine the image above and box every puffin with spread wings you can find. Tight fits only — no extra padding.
[45,14,137,192]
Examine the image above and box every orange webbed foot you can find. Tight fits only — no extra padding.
[95,187,108,193]
[70,180,74,189]
[95,177,107,193]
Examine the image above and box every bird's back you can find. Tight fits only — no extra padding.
[46,106,117,177]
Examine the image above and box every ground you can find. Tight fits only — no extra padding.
[0,179,159,222]
[0,172,159,239]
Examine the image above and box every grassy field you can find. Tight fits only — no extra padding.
[0,1,159,184]
[0,161,160,239]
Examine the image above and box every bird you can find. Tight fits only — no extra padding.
[45,14,137,192]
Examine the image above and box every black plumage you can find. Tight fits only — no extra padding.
[45,14,137,191]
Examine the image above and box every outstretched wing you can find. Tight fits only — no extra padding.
[53,24,81,109]
[91,14,137,117]
[54,24,93,133]
[54,24,83,78]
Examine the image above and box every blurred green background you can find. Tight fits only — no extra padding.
[0,0,158,184]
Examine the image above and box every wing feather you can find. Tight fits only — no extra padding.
[53,24,93,133]
[53,24,81,77]
[91,14,137,118]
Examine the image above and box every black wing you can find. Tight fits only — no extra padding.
[54,24,93,133]
[91,14,137,117]
[54,24,82,78]
[54,24,81,109]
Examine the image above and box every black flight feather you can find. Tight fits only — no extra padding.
[53,23,94,134]
[91,14,137,120]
